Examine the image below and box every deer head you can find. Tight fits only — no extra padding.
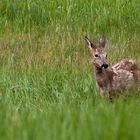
[85,36,108,70]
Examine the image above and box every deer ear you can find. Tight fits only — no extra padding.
[85,36,96,50]
[99,36,106,48]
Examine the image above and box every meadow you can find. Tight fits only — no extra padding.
[0,0,140,139]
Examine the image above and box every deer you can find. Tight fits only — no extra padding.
[85,36,140,99]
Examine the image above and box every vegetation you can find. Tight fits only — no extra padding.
[0,0,140,139]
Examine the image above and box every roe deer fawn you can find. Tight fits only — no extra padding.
[85,36,140,99]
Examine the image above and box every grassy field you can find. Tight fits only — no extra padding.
[0,0,140,140]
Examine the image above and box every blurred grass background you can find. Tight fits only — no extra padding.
[0,0,140,140]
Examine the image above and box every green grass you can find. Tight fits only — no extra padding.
[0,0,140,140]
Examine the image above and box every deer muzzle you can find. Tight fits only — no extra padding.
[101,64,108,69]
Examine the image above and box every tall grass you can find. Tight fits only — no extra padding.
[0,0,140,140]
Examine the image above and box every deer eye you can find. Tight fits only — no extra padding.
[95,54,99,57]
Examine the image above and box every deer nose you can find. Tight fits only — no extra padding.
[101,64,108,69]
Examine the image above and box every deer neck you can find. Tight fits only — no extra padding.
[94,66,110,90]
